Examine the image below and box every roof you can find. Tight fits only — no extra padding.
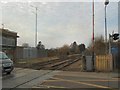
[0,28,19,37]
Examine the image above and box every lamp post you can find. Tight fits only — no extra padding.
[104,0,109,54]
[30,5,38,47]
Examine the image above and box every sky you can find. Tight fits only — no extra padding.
[0,0,118,49]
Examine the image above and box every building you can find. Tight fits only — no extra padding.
[0,28,19,61]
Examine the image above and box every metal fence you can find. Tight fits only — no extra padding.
[23,48,37,59]
[15,47,47,60]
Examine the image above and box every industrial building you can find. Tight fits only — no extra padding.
[0,28,19,61]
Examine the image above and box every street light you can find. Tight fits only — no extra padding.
[30,3,47,47]
[105,0,109,5]
[30,5,38,47]
[104,0,109,54]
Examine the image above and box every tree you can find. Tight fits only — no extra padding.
[88,35,106,55]
[22,43,29,48]
[36,41,45,49]
[58,44,70,55]
[78,44,85,54]
[58,44,70,59]
[70,41,79,54]
[47,48,58,57]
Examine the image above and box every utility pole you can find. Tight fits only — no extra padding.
[35,7,38,47]
[31,5,38,47]
[92,0,95,71]
[104,0,109,54]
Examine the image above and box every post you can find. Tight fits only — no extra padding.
[35,7,38,47]
[105,5,108,54]
[104,0,109,54]
[92,0,95,71]
[109,34,111,54]
[30,5,38,47]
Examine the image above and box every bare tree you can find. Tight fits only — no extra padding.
[78,44,86,54]
[58,44,70,55]
[58,44,70,59]
[70,41,79,54]
[88,35,106,55]
[47,48,58,57]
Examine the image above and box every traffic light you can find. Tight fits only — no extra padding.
[112,33,119,40]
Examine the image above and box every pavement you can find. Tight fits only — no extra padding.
[2,68,119,89]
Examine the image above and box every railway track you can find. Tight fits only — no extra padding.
[39,54,81,70]
[50,58,80,70]
[26,55,81,70]
[15,58,60,70]
[30,58,61,70]
[14,58,80,71]
[15,54,81,70]
[4,56,81,89]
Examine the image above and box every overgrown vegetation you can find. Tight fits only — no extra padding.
[47,42,86,58]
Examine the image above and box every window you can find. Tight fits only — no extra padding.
[0,52,8,60]
[2,36,15,46]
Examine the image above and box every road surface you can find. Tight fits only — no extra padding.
[2,68,119,89]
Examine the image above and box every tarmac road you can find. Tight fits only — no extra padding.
[40,71,119,89]
[2,68,60,89]
[2,68,119,89]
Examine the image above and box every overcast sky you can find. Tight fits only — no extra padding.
[0,1,118,49]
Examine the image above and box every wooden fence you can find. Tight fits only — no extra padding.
[96,55,113,72]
